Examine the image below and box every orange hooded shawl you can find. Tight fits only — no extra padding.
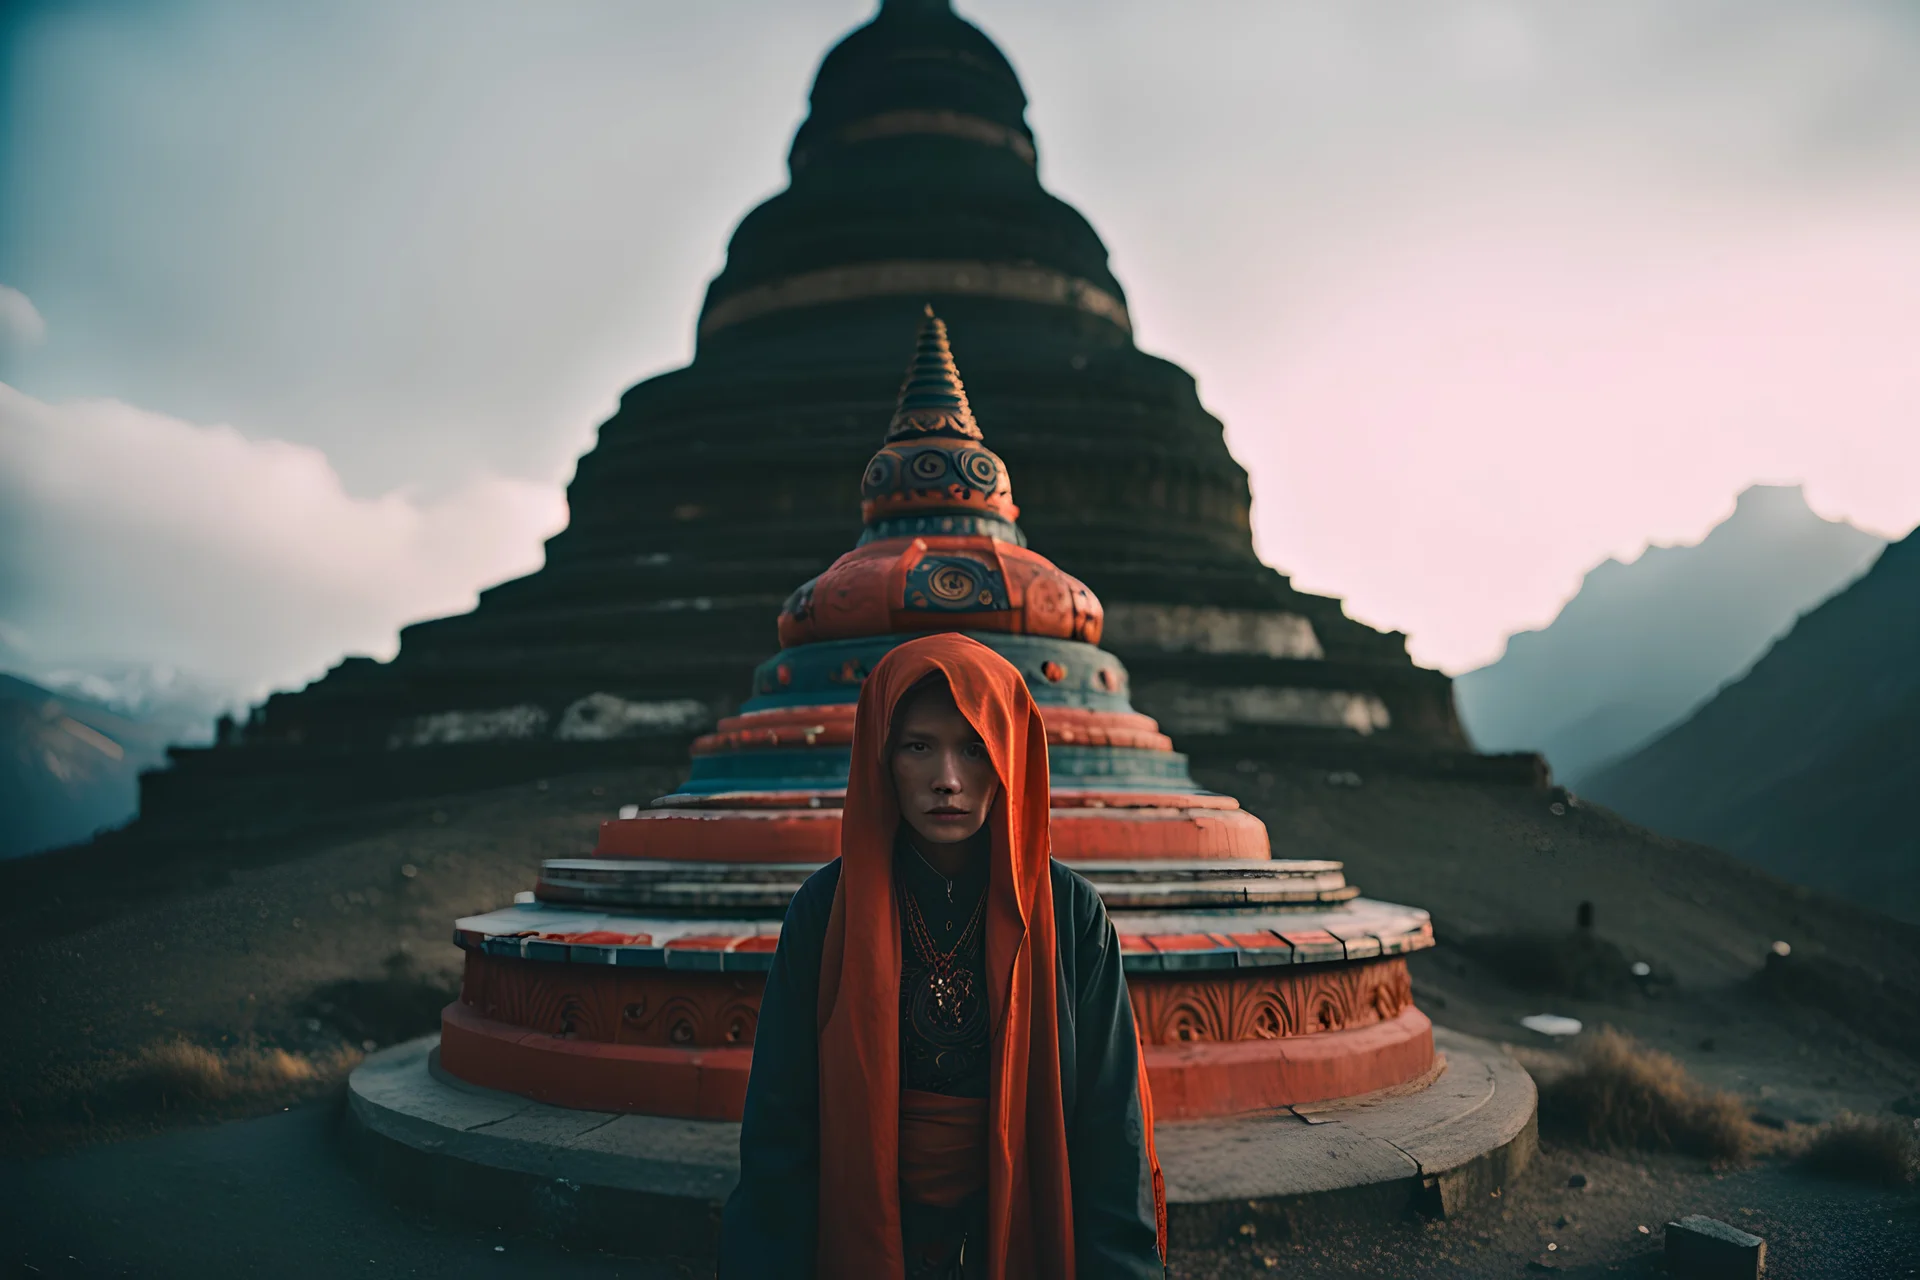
[813,632,1165,1279]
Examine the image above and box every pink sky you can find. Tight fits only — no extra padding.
[1152,191,1920,671]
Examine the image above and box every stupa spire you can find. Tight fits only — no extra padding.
[885,305,981,442]
[856,311,1019,544]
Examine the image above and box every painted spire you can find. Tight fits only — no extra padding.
[857,307,1021,544]
[885,305,982,443]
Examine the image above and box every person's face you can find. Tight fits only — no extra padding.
[890,685,999,846]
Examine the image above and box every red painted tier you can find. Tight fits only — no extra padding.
[778,534,1102,647]
[441,951,1432,1122]
[592,801,1272,863]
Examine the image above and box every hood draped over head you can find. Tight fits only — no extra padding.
[815,632,1073,1279]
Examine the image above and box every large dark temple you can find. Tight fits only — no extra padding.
[148,0,1478,819]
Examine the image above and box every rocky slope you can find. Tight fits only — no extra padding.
[1583,528,1919,920]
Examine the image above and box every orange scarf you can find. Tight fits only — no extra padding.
[815,633,1104,1279]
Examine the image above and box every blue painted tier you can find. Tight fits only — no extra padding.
[678,631,1211,799]
[745,632,1134,710]
[857,512,1027,546]
[677,742,1199,796]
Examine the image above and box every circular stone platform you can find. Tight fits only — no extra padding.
[345,1026,1535,1254]
[441,864,1437,1121]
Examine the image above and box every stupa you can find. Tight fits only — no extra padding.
[433,313,1438,1123]
[144,0,1487,829]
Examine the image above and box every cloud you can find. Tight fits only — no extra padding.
[0,384,568,698]
[0,286,46,350]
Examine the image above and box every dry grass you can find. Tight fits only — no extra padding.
[2,1036,362,1154]
[1538,1027,1753,1161]
[103,1038,362,1113]
[1797,1112,1919,1185]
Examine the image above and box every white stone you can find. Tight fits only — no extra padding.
[1159,687,1392,736]
[390,704,548,748]
[1102,604,1324,660]
[556,693,708,740]
[1520,1014,1583,1037]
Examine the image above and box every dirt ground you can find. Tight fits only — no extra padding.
[0,766,682,1151]
[1172,1143,1920,1278]
[1225,763,1920,1127]
[3,761,1918,1275]
[3,1099,1914,1279]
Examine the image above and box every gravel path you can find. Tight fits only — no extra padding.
[0,1099,696,1279]
[3,1096,1913,1279]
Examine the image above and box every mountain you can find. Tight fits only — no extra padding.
[0,670,222,859]
[1583,527,1920,919]
[1454,485,1884,786]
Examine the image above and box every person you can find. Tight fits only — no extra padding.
[718,632,1167,1279]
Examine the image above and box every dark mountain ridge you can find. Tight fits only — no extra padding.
[1455,485,1884,786]
[1584,526,1920,919]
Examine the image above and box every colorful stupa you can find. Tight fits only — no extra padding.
[438,314,1438,1122]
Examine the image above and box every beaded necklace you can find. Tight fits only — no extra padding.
[899,841,987,1035]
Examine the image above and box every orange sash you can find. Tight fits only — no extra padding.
[898,1089,989,1209]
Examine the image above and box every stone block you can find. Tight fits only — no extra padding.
[1665,1215,1765,1279]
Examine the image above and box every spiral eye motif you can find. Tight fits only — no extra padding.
[907,556,1008,613]
[958,449,999,490]
[862,452,899,495]
[926,562,979,603]
[907,449,950,484]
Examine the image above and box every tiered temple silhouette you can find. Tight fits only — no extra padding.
[147,0,1488,824]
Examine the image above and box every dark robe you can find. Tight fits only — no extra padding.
[719,855,1165,1279]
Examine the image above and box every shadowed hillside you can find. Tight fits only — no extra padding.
[0,673,187,858]
[1583,528,1920,920]
[1455,485,1883,786]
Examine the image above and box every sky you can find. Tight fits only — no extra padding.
[2,0,1917,704]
